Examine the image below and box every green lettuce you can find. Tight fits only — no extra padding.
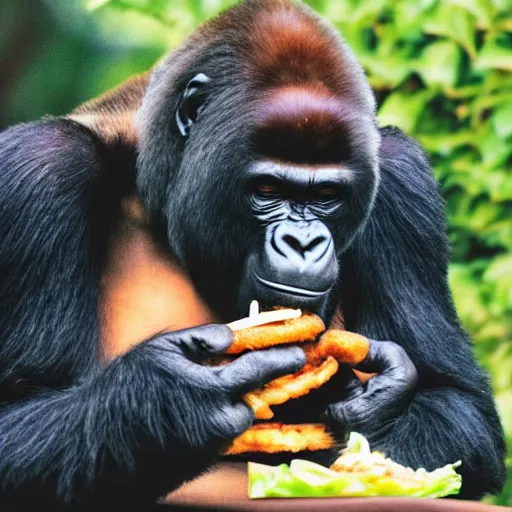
[248,432,462,499]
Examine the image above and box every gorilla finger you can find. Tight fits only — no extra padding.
[324,394,378,432]
[377,342,418,390]
[325,377,408,431]
[323,402,349,432]
[210,402,254,440]
[358,340,418,386]
[364,372,417,406]
[216,346,306,395]
[342,376,367,402]
[163,324,233,359]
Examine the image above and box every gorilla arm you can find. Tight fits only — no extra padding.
[0,120,305,508]
[330,127,506,500]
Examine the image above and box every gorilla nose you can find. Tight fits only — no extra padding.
[253,220,338,301]
[272,222,332,267]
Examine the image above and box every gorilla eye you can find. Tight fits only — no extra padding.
[316,187,338,198]
[176,73,211,137]
[256,184,279,196]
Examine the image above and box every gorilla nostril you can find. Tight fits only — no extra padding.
[270,222,333,263]
[304,236,327,253]
[283,234,306,257]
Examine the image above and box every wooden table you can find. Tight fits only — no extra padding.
[163,463,509,511]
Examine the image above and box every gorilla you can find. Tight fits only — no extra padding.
[0,0,505,508]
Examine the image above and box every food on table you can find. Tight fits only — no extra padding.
[248,432,462,499]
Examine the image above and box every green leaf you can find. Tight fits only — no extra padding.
[487,170,512,201]
[483,217,512,249]
[417,131,475,155]
[485,254,512,284]
[470,91,512,130]
[417,41,462,88]
[86,0,112,10]
[475,34,512,71]
[325,0,387,24]
[496,391,512,434]
[449,263,490,329]
[484,255,512,310]
[423,4,477,58]
[378,91,431,133]
[476,321,509,341]
[470,201,503,232]
[492,103,512,139]
[393,1,436,33]
[489,344,512,392]
[479,124,512,168]
[493,0,512,15]
[364,54,413,88]
[444,83,483,99]
[444,0,495,29]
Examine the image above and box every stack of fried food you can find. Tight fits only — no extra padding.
[223,302,370,455]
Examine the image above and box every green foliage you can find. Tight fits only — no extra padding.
[2,0,511,504]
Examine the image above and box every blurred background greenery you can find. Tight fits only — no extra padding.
[1,0,511,504]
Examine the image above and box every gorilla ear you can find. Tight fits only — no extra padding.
[176,73,211,137]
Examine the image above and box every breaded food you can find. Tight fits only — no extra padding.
[306,329,370,366]
[226,423,334,455]
[226,311,325,355]
[240,330,369,421]
[220,306,371,454]
[244,356,339,420]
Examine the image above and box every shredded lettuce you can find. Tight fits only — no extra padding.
[248,432,462,499]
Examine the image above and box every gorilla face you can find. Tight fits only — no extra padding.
[137,1,381,323]
[238,150,381,321]
[169,72,378,322]
[239,161,349,316]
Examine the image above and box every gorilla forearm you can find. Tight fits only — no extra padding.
[0,330,305,507]
[0,349,215,507]
[0,120,189,504]
[368,388,505,499]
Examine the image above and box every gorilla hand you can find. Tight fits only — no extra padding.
[323,340,417,437]
[139,324,306,457]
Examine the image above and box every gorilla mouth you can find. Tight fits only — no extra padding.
[255,274,330,297]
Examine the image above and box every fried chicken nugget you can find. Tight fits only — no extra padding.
[225,423,334,455]
[226,312,325,355]
[306,329,370,366]
[244,356,339,420]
